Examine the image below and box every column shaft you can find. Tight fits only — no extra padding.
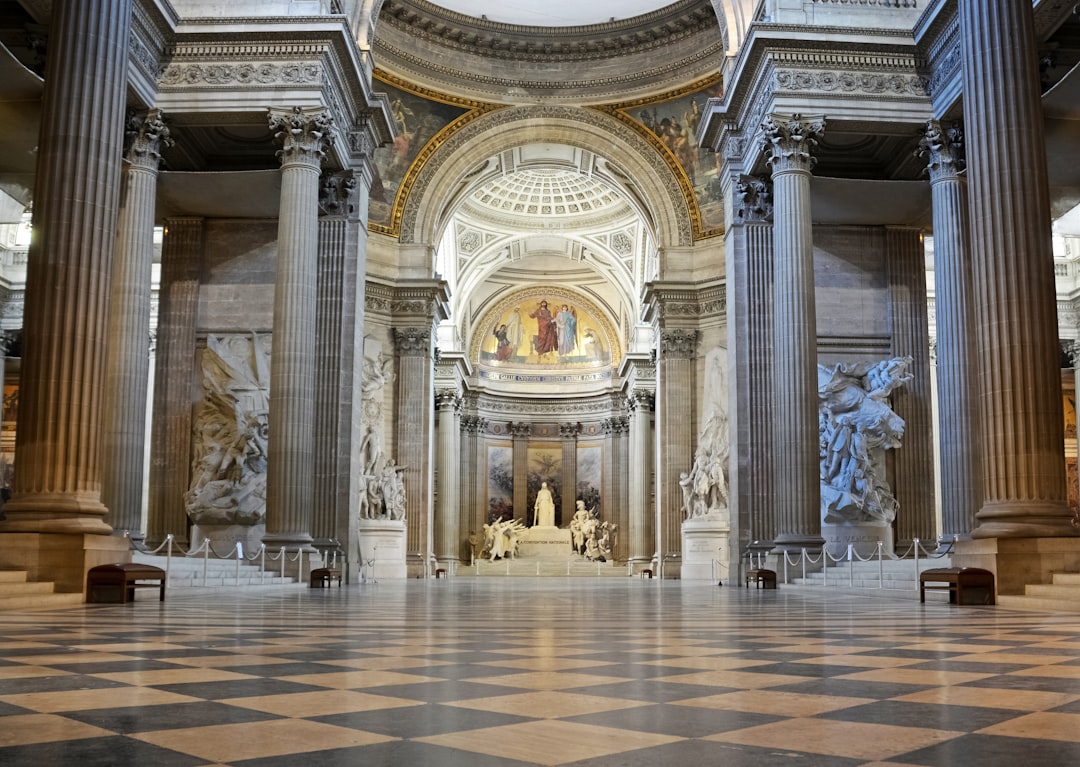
[512,423,530,520]
[959,0,1073,536]
[628,391,655,564]
[434,390,461,563]
[3,0,132,533]
[561,425,578,526]
[394,328,435,570]
[657,330,697,561]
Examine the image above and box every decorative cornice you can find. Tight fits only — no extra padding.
[392,326,432,356]
[917,120,964,184]
[646,283,727,320]
[478,396,618,416]
[658,329,700,359]
[269,106,334,167]
[762,113,826,176]
[124,109,173,171]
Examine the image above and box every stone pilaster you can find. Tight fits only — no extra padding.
[263,107,333,552]
[101,109,171,541]
[434,388,462,564]
[511,421,531,522]
[762,113,826,552]
[2,0,133,534]
[393,326,435,570]
[657,328,697,564]
[886,227,937,551]
[460,412,483,556]
[612,415,631,561]
[729,176,776,554]
[147,219,203,547]
[919,121,982,546]
[627,389,655,565]
[957,0,1073,537]
[560,422,579,526]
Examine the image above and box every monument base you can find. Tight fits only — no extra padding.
[822,522,892,559]
[514,527,573,560]
[952,536,1080,596]
[681,516,730,581]
[191,523,265,555]
[0,532,131,593]
[358,518,407,580]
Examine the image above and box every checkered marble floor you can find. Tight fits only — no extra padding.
[1,579,1079,766]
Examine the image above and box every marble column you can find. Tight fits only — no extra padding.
[762,113,826,552]
[460,413,481,556]
[919,121,982,545]
[729,176,776,555]
[1,0,132,534]
[101,110,171,541]
[147,219,203,546]
[613,415,631,561]
[393,327,435,571]
[628,390,655,565]
[512,421,531,520]
[434,388,461,564]
[263,107,333,552]
[560,422,579,526]
[886,227,937,550]
[959,0,1073,537]
[657,329,698,563]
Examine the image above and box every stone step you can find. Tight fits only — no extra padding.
[132,553,300,587]
[0,591,84,610]
[997,594,1080,613]
[1024,583,1080,599]
[0,570,29,583]
[465,560,628,577]
[1051,572,1080,585]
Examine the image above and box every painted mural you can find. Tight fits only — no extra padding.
[486,444,514,523]
[577,445,602,516]
[369,73,471,232]
[527,446,563,528]
[610,77,725,237]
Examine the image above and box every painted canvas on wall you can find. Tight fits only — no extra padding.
[577,445,602,516]
[487,444,514,523]
[481,298,612,367]
[527,446,563,528]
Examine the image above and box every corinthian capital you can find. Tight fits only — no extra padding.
[735,174,773,222]
[659,329,699,359]
[319,170,357,216]
[268,106,334,167]
[124,109,172,170]
[392,326,431,357]
[917,120,965,184]
[761,113,825,176]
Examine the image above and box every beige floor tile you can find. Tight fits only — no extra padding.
[133,719,395,762]
[977,711,1080,742]
[948,652,1078,665]
[0,713,114,747]
[674,689,875,717]
[91,668,259,686]
[222,689,423,717]
[0,665,73,679]
[837,667,994,685]
[9,652,140,665]
[279,669,441,689]
[417,719,682,765]
[467,671,629,690]
[1006,664,1080,679]
[444,690,650,718]
[892,685,1080,711]
[1,685,201,713]
[705,718,962,760]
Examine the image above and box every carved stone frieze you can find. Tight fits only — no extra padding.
[478,396,616,416]
[392,326,431,356]
[649,285,727,319]
[319,170,357,216]
[124,108,173,170]
[774,69,927,97]
[268,107,334,167]
[917,120,964,184]
[735,175,773,222]
[162,62,323,88]
[762,113,826,175]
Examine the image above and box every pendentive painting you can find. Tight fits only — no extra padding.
[486,444,514,523]
[527,446,563,528]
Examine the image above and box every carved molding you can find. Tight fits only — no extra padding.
[649,285,727,320]
[762,113,826,176]
[918,120,964,184]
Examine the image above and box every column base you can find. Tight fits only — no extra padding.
[0,491,112,535]
[951,537,1080,596]
[770,533,825,554]
[0,533,131,593]
[972,500,1079,539]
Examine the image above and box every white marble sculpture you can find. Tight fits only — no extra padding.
[483,517,526,560]
[682,347,730,519]
[818,356,912,525]
[533,481,556,527]
[186,333,271,526]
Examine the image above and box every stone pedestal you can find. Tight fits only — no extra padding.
[515,527,573,559]
[822,522,892,559]
[191,524,266,555]
[358,518,407,580]
[681,516,730,581]
[0,533,130,594]
[951,537,1080,596]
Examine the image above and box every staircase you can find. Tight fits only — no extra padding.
[786,556,953,602]
[997,572,1080,613]
[131,552,300,589]
[461,558,629,577]
[0,570,84,610]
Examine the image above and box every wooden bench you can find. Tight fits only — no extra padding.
[745,568,777,589]
[640,569,653,579]
[86,563,166,603]
[919,567,995,605]
[310,567,342,588]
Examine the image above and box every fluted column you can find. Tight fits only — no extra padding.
[763,113,826,552]
[919,121,982,545]
[512,422,531,520]
[101,110,171,540]
[657,329,698,562]
[460,413,481,552]
[730,176,776,553]
[628,390,655,565]
[560,422,579,526]
[147,219,203,546]
[263,107,332,551]
[613,415,631,561]
[434,389,461,564]
[2,0,132,534]
[958,0,1072,537]
[886,227,936,550]
[393,327,435,569]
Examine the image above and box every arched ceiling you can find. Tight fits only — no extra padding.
[430,1,679,27]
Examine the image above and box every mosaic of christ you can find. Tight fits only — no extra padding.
[481,298,611,367]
